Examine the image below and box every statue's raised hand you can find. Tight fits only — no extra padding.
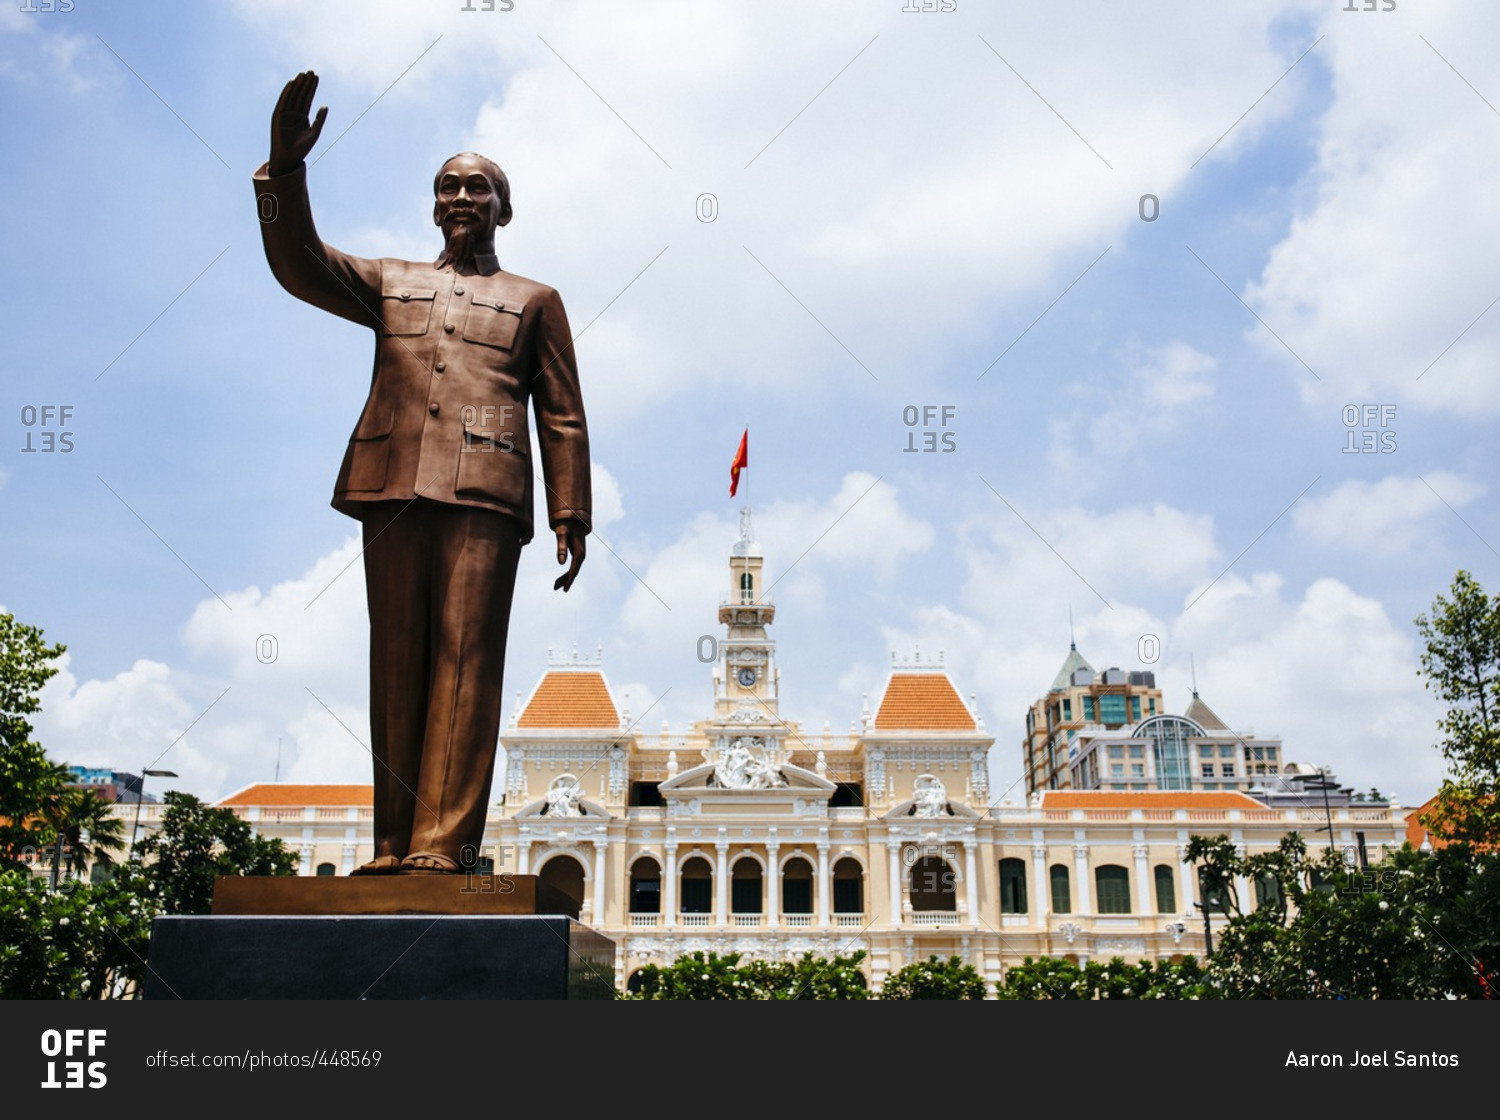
[269,70,328,177]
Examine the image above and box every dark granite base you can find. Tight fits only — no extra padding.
[144,915,616,1000]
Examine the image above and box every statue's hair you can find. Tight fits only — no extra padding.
[434,152,512,227]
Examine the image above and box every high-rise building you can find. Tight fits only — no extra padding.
[1022,645,1164,793]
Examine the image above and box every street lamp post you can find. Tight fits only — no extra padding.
[129,768,178,859]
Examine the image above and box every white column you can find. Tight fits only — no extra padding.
[591,838,607,924]
[517,839,532,875]
[1133,844,1150,915]
[715,841,730,928]
[963,832,979,925]
[1031,843,1049,924]
[1073,843,1092,916]
[766,841,780,927]
[887,839,903,927]
[816,838,831,927]
[663,843,678,925]
[1177,843,1195,917]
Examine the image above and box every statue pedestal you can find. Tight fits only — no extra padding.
[143,876,615,999]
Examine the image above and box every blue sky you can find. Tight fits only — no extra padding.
[3,0,1497,808]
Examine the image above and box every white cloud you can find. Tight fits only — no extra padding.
[1049,341,1218,479]
[1291,471,1483,552]
[1245,7,1500,415]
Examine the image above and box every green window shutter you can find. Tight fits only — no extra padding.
[1049,864,1071,914]
[1095,865,1131,913]
[1154,864,1176,913]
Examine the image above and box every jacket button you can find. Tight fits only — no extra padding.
[435,361,446,373]
[429,402,440,415]
[400,291,411,301]
[454,286,465,296]
[444,323,455,334]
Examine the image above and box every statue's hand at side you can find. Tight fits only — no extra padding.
[553,521,587,593]
[269,70,328,177]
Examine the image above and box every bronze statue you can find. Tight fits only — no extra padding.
[255,71,591,874]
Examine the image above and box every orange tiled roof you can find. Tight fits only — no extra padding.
[1042,791,1265,810]
[219,784,374,807]
[874,673,976,731]
[517,670,619,729]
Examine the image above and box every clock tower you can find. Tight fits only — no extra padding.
[714,506,779,719]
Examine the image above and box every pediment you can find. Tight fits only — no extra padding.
[881,795,982,821]
[660,762,836,794]
[513,797,613,820]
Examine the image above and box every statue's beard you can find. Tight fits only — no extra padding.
[436,219,477,271]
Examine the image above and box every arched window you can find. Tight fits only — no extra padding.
[1154,864,1176,914]
[538,855,586,912]
[731,856,763,914]
[999,858,1028,915]
[833,857,863,914]
[1254,872,1283,912]
[626,970,648,995]
[630,856,662,914]
[1095,865,1131,914]
[1049,864,1072,914]
[909,856,956,912]
[680,856,712,914]
[316,862,336,877]
[782,857,813,915]
[740,572,754,603]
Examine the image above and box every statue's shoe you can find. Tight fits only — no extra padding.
[399,851,460,874]
[349,854,403,875]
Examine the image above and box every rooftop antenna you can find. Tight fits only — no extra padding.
[1190,653,1199,699]
[274,737,282,783]
[1068,606,1076,650]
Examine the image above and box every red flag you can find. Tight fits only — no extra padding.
[729,428,748,497]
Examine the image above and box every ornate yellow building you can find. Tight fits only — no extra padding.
[190,510,1410,993]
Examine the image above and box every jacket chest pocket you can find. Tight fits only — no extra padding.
[462,294,525,351]
[379,287,436,336]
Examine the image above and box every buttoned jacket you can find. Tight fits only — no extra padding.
[253,162,590,544]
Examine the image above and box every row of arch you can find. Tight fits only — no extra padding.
[998,858,1181,915]
[627,854,865,915]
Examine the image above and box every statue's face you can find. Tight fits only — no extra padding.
[433,154,503,235]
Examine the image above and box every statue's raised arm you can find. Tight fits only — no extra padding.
[268,70,327,177]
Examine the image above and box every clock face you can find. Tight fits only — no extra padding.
[737,667,757,687]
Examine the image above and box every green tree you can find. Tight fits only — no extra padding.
[627,950,869,1000]
[42,787,126,882]
[879,954,987,1000]
[133,791,297,914]
[1415,569,1500,845]
[628,951,760,1000]
[996,955,1216,1000]
[0,869,154,999]
[0,613,68,868]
